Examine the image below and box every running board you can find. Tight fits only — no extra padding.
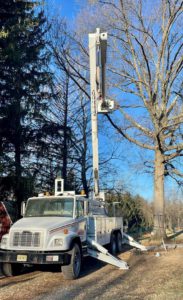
[122,233,147,251]
[87,237,129,270]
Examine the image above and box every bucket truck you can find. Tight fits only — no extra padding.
[0,29,146,280]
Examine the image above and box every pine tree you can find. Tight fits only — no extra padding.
[0,0,52,214]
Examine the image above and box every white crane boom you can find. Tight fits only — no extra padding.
[89,28,115,198]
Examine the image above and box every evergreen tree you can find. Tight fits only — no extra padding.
[0,0,52,214]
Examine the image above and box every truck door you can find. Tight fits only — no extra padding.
[76,200,87,242]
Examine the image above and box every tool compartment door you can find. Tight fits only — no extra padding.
[87,216,123,246]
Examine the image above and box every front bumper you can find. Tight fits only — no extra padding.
[0,250,71,265]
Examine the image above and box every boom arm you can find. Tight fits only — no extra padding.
[89,28,115,198]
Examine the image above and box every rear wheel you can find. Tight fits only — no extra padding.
[109,233,117,255]
[116,231,122,253]
[62,243,82,280]
[1,263,22,277]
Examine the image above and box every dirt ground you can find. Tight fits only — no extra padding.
[0,248,183,300]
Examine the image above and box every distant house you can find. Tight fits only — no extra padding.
[0,201,18,241]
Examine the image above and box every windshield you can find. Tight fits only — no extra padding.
[25,197,74,217]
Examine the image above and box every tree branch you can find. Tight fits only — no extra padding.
[106,114,155,150]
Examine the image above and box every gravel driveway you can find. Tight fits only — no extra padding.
[0,249,183,300]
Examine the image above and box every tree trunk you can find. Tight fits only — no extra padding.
[15,136,22,218]
[81,157,89,197]
[14,101,22,218]
[153,149,166,239]
[62,75,69,190]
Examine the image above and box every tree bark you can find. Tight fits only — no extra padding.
[14,100,22,218]
[153,149,166,238]
[62,75,69,190]
[15,131,22,218]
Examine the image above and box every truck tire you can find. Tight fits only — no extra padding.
[1,263,21,277]
[109,233,117,255]
[116,231,122,253]
[62,243,82,280]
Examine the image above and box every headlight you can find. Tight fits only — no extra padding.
[54,238,63,246]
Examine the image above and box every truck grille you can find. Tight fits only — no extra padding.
[13,231,41,247]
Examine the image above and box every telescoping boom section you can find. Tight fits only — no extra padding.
[89,28,115,198]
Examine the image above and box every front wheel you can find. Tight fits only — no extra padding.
[62,243,82,280]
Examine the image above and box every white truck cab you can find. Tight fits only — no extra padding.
[0,188,90,278]
[1,194,87,251]
[0,180,127,279]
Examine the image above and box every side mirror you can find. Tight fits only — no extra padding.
[21,201,26,216]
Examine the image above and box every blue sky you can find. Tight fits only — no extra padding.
[47,0,82,18]
[45,0,155,201]
[45,0,183,202]
[60,0,81,17]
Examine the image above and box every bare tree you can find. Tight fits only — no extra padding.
[46,18,92,194]
[47,1,183,238]
[165,188,183,230]
[47,16,122,196]
[85,0,183,238]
